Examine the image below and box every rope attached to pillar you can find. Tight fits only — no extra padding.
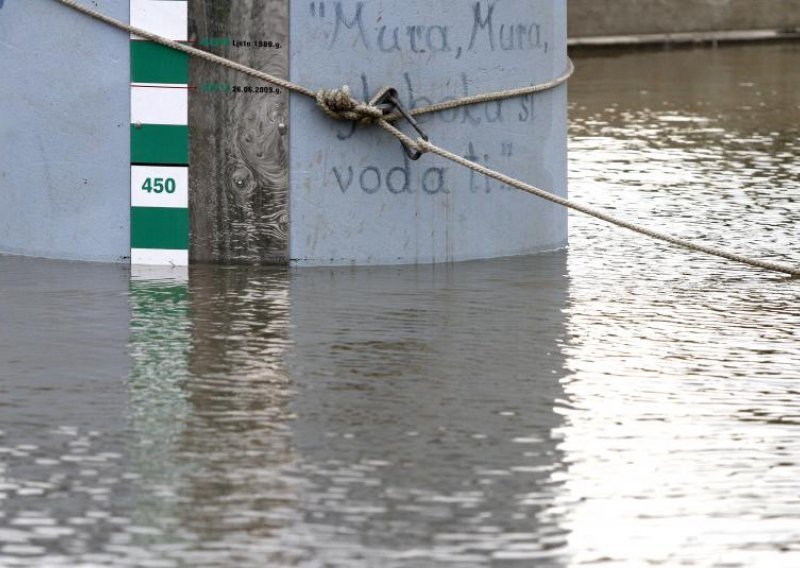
[52,0,800,278]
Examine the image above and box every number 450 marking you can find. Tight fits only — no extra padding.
[142,178,176,194]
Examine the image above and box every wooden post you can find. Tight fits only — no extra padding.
[188,0,290,264]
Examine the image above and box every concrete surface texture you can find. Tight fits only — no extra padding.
[0,0,131,262]
[569,0,800,38]
[289,0,568,265]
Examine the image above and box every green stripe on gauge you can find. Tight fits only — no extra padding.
[129,2,189,267]
[131,207,190,250]
[131,125,189,165]
[131,41,190,85]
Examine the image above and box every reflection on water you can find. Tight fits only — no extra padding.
[569,42,800,280]
[1,43,800,566]
[564,42,800,567]
[1,256,570,566]
[285,260,570,565]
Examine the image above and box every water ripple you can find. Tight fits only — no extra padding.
[1,43,799,566]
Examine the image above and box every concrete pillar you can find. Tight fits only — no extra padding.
[1,0,569,266]
[0,0,130,262]
[288,0,569,265]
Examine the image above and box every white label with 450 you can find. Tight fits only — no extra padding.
[131,166,188,209]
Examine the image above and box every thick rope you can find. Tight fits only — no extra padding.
[407,60,575,120]
[411,138,800,278]
[316,86,384,126]
[53,0,799,278]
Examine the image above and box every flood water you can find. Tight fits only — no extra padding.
[1,43,799,566]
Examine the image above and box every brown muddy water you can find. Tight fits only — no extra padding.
[1,43,799,567]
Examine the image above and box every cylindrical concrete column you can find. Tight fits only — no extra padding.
[287,0,568,265]
[0,0,130,263]
[1,0,568,266]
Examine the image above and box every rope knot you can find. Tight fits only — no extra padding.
[315,86,384,126]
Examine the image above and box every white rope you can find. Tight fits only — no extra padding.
[52,0,572,121]
[412,138,800,278]
[52,0,800,278]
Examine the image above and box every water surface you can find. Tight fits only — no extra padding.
[1,42,799,566]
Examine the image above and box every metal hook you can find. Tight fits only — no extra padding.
[371,87,429,160]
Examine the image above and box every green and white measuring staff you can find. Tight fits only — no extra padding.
[130,0,189,266]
